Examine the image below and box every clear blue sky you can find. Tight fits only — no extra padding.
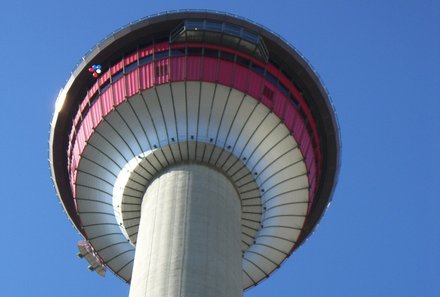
[0,1,438,296]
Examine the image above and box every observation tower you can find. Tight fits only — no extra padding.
[50,11,340,297]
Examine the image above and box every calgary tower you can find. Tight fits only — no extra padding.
[50,11,340,297]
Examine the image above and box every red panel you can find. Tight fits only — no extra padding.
[124,53,137,66]
[170,57,186,81]
[100,88,113,115]
[70,43,323,196]
[125,69,139,97]
[283,104,298,131]
[139,64,154,90]
[233,65,248,93]
[247,72,264,99]
[154,41,169,53]
[261,94,273,109]
[112,79,126,105]
[79,95,89,111]
[111,61,123,75]
[89,100,103,128]
[202,57,218,82]
[186,57,202,80]
[82,112,94,141]
[98,72,110,85]
[154,60,169,85]
[139,47,153,58]
[272,90,286,118]
[293,115,305,141]
[305,147,315,171]
[89,81,100,98]
[300,132,311,158]
[75,128,86,155]
[218,61,234,86]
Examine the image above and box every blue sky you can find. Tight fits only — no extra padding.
[0,1,438,296]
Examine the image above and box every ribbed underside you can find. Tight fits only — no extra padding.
[75,82,309,287]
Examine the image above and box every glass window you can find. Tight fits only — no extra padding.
[204,31,222,45]
[238,39,256,55]
[224,23,242,36]
[250,63,265,75]
[220,51,235,62]
[186,31,203,42]
[170,49,185,57]
[154,51,168,60]
[265,72,278,85]
[204,48,219,58]
[185,20,204,30]
[187,47,203,56]
[242,31,259,43]
[139,55,153,66]
[125,62,137,73]
[112,70,124,81]
[236,56,251,67]
[205,21,223,32]
[221,34,240,49]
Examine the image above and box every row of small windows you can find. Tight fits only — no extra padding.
[170,19,269,62]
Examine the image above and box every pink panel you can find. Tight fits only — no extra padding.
[112,79,126,105]
[70,43,323,200]
[218,61,234,86]
[111,61,123,75]
[89,81,100,98]
[283,104,298,131]
[72,142,80,168]
[247,72,264,99]
[139,47,153,58]
[233,65,248,93]
[73,111,81,130]
[69,127,76,145]
[98,72,110,85]
[170,57,186,81]
[124,53,137,65]
[186,57,202,80]
[202,57,218,82]
[300,132,311,157]
[154,41,169,53]
[261,94,273,109]
[139,64,154,90]
[90,100,103,128]
[80,94,89,111]
[75,128,86,155]
[272,91,286,118]
[100,88,113,115]
[82,113,94,141]
[125,70,139,97]
[293,115,305,140]
[154,59,169,85]
[305,147,315,170]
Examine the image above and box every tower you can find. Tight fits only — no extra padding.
[50,11,340,297]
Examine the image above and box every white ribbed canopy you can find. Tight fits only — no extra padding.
[75,82,309,287]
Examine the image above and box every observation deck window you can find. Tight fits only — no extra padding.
[170,19,269,62]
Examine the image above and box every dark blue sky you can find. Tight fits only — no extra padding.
[0,1,438,296]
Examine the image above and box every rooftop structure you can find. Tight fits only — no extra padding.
[50,11,340,297]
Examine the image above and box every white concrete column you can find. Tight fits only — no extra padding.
[129,163,242,297]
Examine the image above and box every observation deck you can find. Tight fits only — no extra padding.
[50,11,340,292]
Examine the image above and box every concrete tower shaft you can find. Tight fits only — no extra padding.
[130,164,242,297]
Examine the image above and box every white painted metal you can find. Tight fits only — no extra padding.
[129,164,242,297]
